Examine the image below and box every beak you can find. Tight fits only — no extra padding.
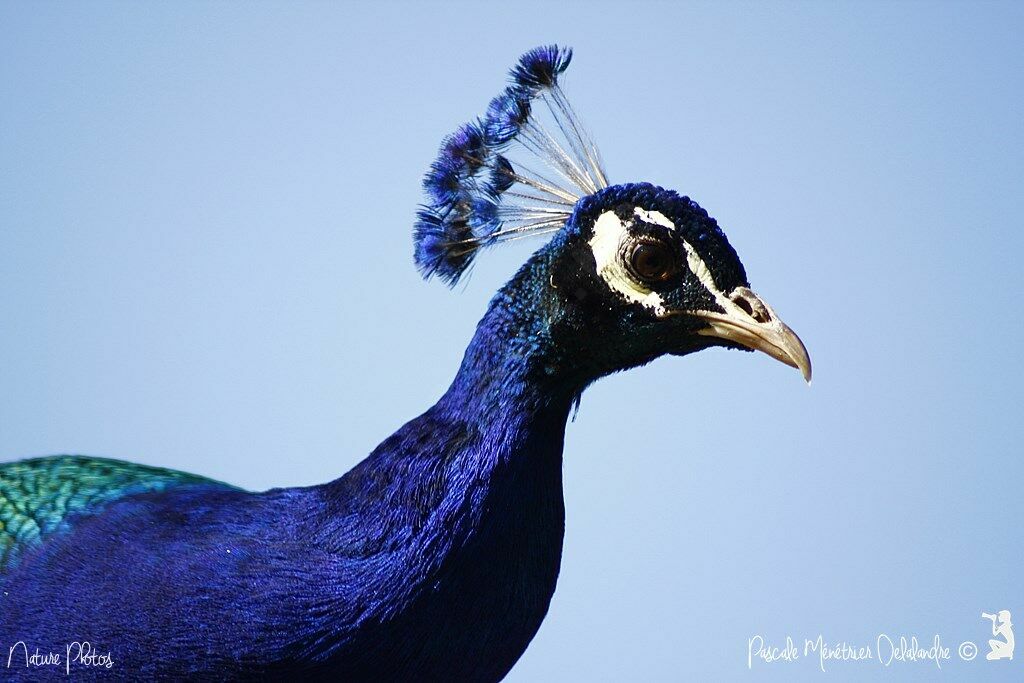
[690,287,812,384]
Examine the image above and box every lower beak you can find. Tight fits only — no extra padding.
[690,287,812,384]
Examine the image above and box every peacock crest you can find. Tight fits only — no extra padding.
[414,45,608,285]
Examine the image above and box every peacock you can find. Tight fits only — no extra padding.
[0,45,809,680]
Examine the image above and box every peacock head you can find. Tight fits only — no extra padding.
[414,46,810,383]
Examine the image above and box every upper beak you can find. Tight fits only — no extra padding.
[690,287,812,384]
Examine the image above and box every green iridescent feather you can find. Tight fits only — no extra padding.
[0,455,234,573]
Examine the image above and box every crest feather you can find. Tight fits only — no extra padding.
[413,44,607,286]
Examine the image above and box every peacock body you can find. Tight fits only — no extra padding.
[0,46,809,681]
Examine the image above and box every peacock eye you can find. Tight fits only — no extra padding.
[628,241,677,283]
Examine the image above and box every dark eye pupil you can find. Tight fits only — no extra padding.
[631,243,673,281]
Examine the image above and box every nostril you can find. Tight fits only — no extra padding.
[734,296,754,317]
[730,290,773,324]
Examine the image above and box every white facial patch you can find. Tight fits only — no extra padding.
[588,206,735,316]
[589,210,667,315]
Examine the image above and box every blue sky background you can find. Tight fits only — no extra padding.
[2,1,1022,680]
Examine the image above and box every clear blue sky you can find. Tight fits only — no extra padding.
[2,2,1021,680]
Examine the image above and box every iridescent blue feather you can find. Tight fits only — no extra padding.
[487,155,516,196]
[510,44,573,93]
[483,88,532,147]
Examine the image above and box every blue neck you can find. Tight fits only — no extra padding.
[307,254,573,679]
[444,257,577,420]
[310,253,574,677]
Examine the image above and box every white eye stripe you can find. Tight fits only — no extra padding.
[682,239,753,317]
[633,207,676,230]
[681,241,720,294]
